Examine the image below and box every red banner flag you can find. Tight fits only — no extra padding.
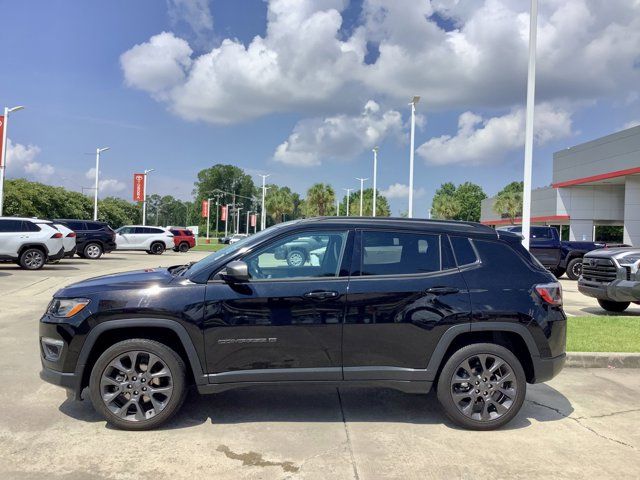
[0,116,5,168]
[133,173,145,202]
[221,205,228,221]
[201,200,209,218]
[250,214,257,227]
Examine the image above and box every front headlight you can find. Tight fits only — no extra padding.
[619,254,640,266]
[47,298,90,318]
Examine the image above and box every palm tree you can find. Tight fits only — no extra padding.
[493,190,523,224]
[431,194,461,220]
[266,186,294,223]
[305,183,335,217]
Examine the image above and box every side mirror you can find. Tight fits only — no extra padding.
[221,260,249,282]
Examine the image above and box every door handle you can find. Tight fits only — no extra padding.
[425,286,460,295]
[304,290,339,300]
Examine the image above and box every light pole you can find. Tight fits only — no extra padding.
[236,207,243,233]
[0,105,25,216]
[336,195,340,216]
[372,146,378,217]
[356,177,368,216]
[521,0,538,251]
[408,96,420,218]
[93,147,110,220]
[343,188,353,216]
[257,174,270,230]
[142,168,154,226]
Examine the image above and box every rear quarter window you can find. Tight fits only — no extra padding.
[449,236,478,266]
[472,239,538,283]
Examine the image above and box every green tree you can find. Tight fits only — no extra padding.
[431,193,461,220]
[492,181,524,224]
[430,182,486,221]
[98,197,141,228]
[265,185,294,223]
[305,183,335,217]
[341,188,390,217]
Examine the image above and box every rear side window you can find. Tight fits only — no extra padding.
[149,228,165,234]
[449,236,478,266]
[360,231,441,276]
[472,239,532,276]
[85,222,104,230]
[22,221,41,232]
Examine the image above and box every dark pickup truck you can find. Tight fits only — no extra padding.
[498,226,615,280]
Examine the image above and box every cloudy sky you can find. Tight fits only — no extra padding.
[1,0,639,215]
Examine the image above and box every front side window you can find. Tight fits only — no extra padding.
[0,220,22,232]
[360,231,441,276]
[242,231,348,280]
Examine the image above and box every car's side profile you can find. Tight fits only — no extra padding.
[39,218,566,430]
[115,226,175,254]
[54,219,117,260]
[0,217,66,269]
[170,228,196,252]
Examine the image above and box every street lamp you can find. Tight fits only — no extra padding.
[257,174,270,230]
[343,188,353,216]
[336,195,340,216]
[93,147,110,220]
[0,105,25,216]
[356,177,368,216]
[372,146,378,217]
[521,0,538,250]
[142,168,154,226]
[408,96,420,218]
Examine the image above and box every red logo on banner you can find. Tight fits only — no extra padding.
[201,200,209,218]
[221,205,228,221]
[250,214,256,227]
[0,116,5,168]
[133,173,145,202]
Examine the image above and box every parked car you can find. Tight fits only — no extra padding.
[170,228,196,252]
[40,217,566,430]
[218,235,231,244]
[498,226,623,280]
[54,219,117,260]
[274,235,328,266]
[228,233,248,244]
[114,226,175,254]
[0,217,65,269]
[578,247,640,312]
[53,223,77,259]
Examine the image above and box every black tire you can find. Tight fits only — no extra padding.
[566,257,583,280]
[551,267,565,279]
[286,249,306,267]
[89,339,187,431]
[178,242,189,253]
[149,242,165,255]
[436,343,526,431]
[83,242,103,260]
[18,247,46,270]
[597,299,630,313]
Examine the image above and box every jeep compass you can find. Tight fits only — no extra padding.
[39,218,566,430]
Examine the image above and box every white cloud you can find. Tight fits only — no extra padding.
[416,103,573,166]
[85,168,126,194]
[167,0,213,39]
[274,100,402,166]
[120,0,640,124]
[5,139,55,181]
[381,183,426,199]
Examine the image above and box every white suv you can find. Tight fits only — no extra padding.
[0,217,65,269]
[115,226,175,254]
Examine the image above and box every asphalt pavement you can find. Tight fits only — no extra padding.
[0,251,638,479]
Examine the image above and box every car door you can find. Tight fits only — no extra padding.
[202,228,352,383]
[529,227,561,268]
[0,219,24,256]
[115,227,135,248]
[342,229,471,381]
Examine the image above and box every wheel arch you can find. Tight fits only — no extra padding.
[76,319,207,393]
[18,243,49,257]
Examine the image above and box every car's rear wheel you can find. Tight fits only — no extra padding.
[19,248,46,270]
[286,249,306,267]
[84,243,103,260]
[597,299,630,312]
[150,242,165,255]
[566,257,583,280]
[89,339,187,430]
[437,343,526,430]
[178,242,189,253]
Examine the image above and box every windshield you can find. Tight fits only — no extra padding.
[186,221,298,277]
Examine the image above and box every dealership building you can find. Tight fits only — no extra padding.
[480,125,640,246]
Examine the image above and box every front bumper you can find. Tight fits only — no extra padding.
[39,364,82,400]
[532,353,566,383]
[578,278,640,302]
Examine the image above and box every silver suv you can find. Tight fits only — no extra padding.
[0,217,66,269]
[578,248,640,312]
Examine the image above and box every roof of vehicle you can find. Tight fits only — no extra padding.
[53,218,108,223]
[290,217,499,237]
[119,225,168,228]
[0,216,53,223]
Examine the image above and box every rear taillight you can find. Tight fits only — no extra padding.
[51,232,63,239]
[535,282,562,306]
[67,232,76,238]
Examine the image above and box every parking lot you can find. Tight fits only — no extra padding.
[0,251,639,479]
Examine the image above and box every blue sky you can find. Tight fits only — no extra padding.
[1,0,639,215]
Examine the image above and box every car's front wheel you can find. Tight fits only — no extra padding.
[19,248,46,270]
[597,299,630,313]
[89,339,187,430]
[436,343,526,430]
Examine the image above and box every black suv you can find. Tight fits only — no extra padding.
[39,218,566,430]
[53,219,117,259]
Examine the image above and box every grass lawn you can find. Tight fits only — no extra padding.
[192,242,226,252]
[567,316,640,352]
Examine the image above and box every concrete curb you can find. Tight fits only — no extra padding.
[566,352,640,368]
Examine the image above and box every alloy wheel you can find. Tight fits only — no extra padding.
[99,351,174,422]
[24,250,44,269]
[449,353,517,422]
[288,251,304,267]
[86,245,101,259]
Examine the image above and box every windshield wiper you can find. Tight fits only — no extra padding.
[169,261,197,276]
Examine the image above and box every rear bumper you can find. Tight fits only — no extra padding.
[64,246,77,258]
[48,247,66,261]
[532,353,566,383]
[578,279,640,302]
